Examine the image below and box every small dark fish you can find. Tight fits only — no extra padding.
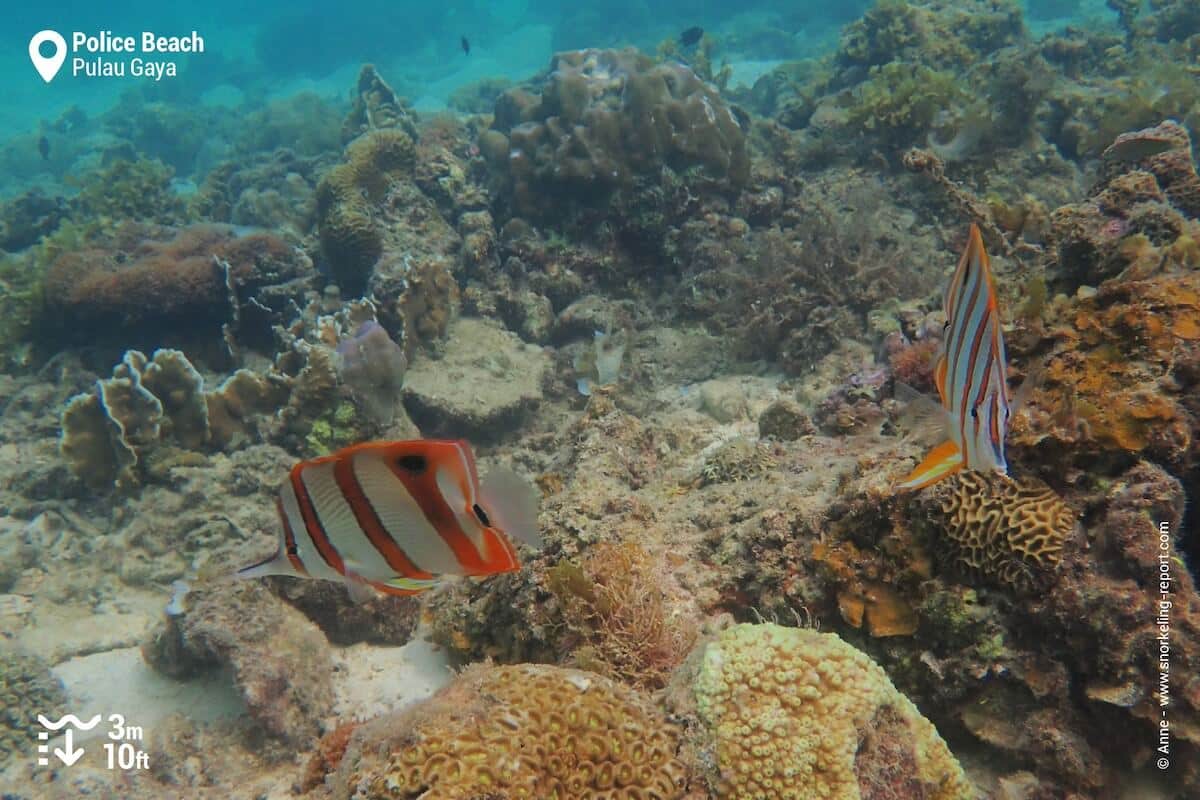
[679,26,704,47]
[1102,134,1176,163]
[37,136,49,161]
[461,35,470,55]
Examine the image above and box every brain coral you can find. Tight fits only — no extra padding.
[485,48,748,216]
[693,623,974,800]
[315,128,416,292]
[1,649,66,766]
[339,663,688,799]
[915,471,1075,590]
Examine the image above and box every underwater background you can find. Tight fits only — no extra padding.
[1,0,1199,798]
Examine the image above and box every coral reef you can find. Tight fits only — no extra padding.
[42,223,315,352]
[909,472,1076,591]
[484,48,748,220]
[341,64,419,144]
[689,623,974,800]
[0,649,66,766]
[331,663,689,798]
[315,128,417,292]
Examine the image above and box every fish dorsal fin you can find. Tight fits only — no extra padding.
[479,466,543,549]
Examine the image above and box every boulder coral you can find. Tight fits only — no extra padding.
[691,623,975,800]
[315,129,416,292]
[484,48,749,217]
[330,663,690,799]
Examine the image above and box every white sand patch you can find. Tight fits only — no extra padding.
[50,646,244,750]
[15,590,163,664]
[330,634,453,723]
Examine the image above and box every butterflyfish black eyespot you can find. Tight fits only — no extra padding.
[396,454,427,473]
[472,504,492,526]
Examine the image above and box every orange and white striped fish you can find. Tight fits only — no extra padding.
[896,224,1031,491]
[238,439,541,597]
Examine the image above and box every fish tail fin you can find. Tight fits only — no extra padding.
[895,440,963,492]
[480,466,543,549]
[235,549,300,580]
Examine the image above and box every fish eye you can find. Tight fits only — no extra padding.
[396,454,427,473]
[286,544,299,556]
[472,503,492,527]
[970,407,979,419]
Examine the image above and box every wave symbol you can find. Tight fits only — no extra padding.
[37,714,103,731]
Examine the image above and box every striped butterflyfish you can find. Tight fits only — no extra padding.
[237,439,541,597]
[895,224,1029,492]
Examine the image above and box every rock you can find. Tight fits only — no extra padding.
[142,580,333,747]
[402,317,550,439]
[699,378,750,423]
[758,398,816,440]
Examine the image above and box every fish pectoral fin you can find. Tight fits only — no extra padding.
[895,440,963,492]
[342,570,379,604]
[1009,359,1046,417]
[894,382,953,446]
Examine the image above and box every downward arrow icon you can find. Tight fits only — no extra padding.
[54,729,84,766]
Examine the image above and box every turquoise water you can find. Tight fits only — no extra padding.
[0,0,1113,190]
[2,0,1198,798]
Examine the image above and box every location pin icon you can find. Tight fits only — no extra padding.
[29,30,67,83]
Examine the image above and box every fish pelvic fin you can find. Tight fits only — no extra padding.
[895,440,964,492]
[235,548,302,580]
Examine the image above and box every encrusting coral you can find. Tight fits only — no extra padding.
[331,663,689,799]
[690,623,975,800]
[910,472,1075,591]
[1,649,66,767]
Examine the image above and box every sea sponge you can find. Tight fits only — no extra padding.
[914,471,1075,590]
[339,663,689,799]
[693,623,974,800]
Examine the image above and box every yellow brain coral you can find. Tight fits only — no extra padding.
[694,623,975,800]
[347,663,688,799]
[921,471,1075,589]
